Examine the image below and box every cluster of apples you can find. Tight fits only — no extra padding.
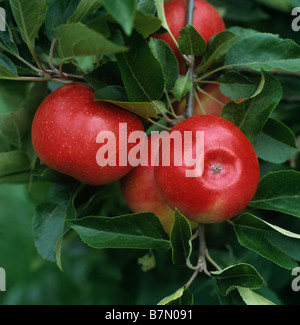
[31,0,260,234]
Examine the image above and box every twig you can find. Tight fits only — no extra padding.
[185,0,195,118]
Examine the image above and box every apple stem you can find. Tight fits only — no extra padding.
[185,224,210,290]
[185,0,196,118]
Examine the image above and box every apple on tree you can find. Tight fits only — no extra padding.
[154,115,260,224]
[31,84,144,186]
[151,0,225,72]
[120,134,175,234]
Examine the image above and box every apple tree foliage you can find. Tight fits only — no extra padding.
[0,0,300,305]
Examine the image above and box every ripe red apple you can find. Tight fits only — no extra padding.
[120,134,175,234]
[154,115,260,224]
[174,83,234,116]
[151,0,225,72]
[31,84,144,186]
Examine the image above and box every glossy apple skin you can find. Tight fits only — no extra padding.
[151,0,225,72]
[31,84,144,186]
[154,115,260,224]
[120,134,175,234]
[174,83,233,116]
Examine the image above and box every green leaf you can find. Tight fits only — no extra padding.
[100,100,158,119]
[116,31,165,102]
[9,0,46,50]
[101,0,137,35]
[219,71,257,100]
[221,70,282,142]
[157,287,193,305]
[68,213,170,250]
[237,288,276,305]
[232,213,300,269]
[251,118,299,164]
[45,0,81,40]
[0,82,48,147]
[170,209,193,267]
[56,22,128,61]
[33,183,79,262]
[134,9,161,38]
[197,30,237,73]
[149,38,179,90]
[225,32,300,71]
[249,170,300,218]
[173,75,193,101]
[211,263,264,296]
[0,151,31,177]
[0,53,18,79]
[178,25,206,57]
[0,31,19,57]
[67,0,102,23]
[155,0,177,46]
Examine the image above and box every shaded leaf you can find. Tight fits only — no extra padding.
[68,213,170,250]
[221,70,282,142]
[211,263,264,296]
[9,0,46,50]
[232,213,300,269]
[225,32,300,71]
[56,22,128,61]
[33,183,79,262]
[170,209,193,267]
[178,25,206,57]
[101,0,137,35]
[250,170,300,218]
[116,31,165,102]
[251,118,299,164]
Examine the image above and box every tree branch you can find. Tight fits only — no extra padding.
[185,0,195,118]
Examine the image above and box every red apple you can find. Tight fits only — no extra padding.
[154,115,260,224]
[151,0,225,72]
[31,84,144,186]
[120,134,175,234]
[174,83,234,116]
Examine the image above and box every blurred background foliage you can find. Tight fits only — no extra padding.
[0,0,300,305]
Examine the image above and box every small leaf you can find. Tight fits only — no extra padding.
[178,25,206,57]
[170,209,193,267]
[9,0,46,50]
[68,213,170,251]
[173,75,193,101]
[149,37,179,90]
[232,213,300,269]
[250,170,300,218]
[157,287,193,305]
[211,263,264,296]
[56,22,128,61]
[197,30,237,73]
